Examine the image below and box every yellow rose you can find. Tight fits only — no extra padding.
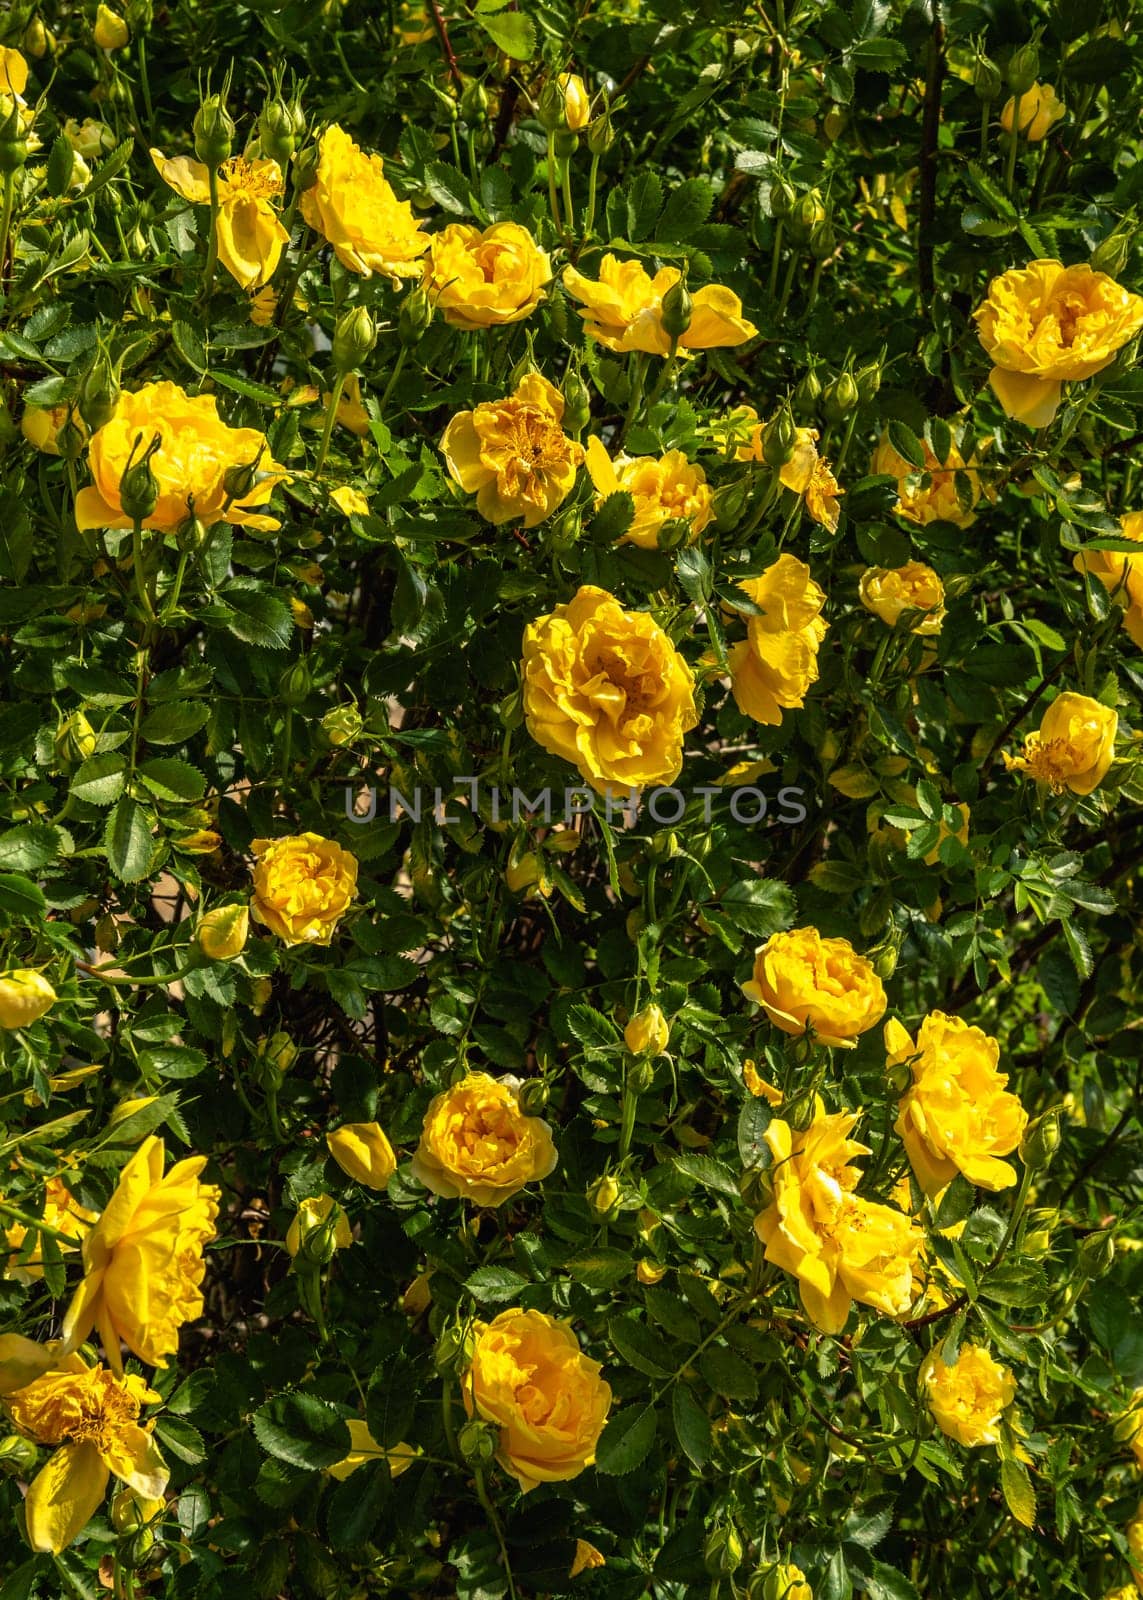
[859,562,946,636]
[743,926,886,1048]
[559,74,592,132]
[0,48,28,98]
[21,404,86,456]
[4,1177,95,1284]
[870,429,980,527]
[327,1418,418,1481]
[411,1072,557,1206]
[196,904,249,962]
[563,254,757,356]
[423,222,551,329]
[0,969,56,1030]
[522,584,698,793]
[4,1356,167,1553]
[326,1123,397,1190]
[300,124,429,280]
[64,118,114,158]
[151,149,290,291]
[919,1344,1015,1448]
[727,555,828,727]
[585,436,712,548]
[755,1111,923,1334]
[624,1004,670,1056]
[886,1012,1028,1197]
[1001,82,1065,142]
[440,372,584,528]
[93,4,129,49]
[464,1308,611,1492]
[779,428,844,533]
[286,1194,353,1258]
[1003,691,1118,795]
[59,1135,220,1373]
[76,381,288,535]
[249,833,358,945]
[1074,512,1143,648]
[974,259,1143,428]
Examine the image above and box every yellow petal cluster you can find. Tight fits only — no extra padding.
[870,429,980,527]
[779,428,844,533]
[585,437,712,548]
[742,926,886,1049]
[441,372,584,528]
[196,903,249,962]
[151,149,290,291]
[250,832,358,945]
[301,125,429,280]
[423,222,551,329]
[886,1012,1028,1197]
[464,1308,611,1492]
[1001,82,1064,142]
[974,259,1143,428]
[76,381,288,534]
[522,584,698,793]
[859,562,946,635]
[754,1111,923,1334]
[728,555,828,727]
[1003,691,1117,795]
[4,1177,95,1283]
[411,1072,557,1207]
[1074,512,1143,647]
[0,47,28,98]
[919,1344,1015,1448]
[0,969,56,1030]
[563,254,757,355]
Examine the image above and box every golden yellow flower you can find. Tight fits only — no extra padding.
[727,555,828,727]
[1001,82,1065,142]
[0,48,28,98]
[559,74,592,132]
[441,372,584,528]
[870,429,980,527]
[59,1136,219,1373]
[300,124,429,280]
[859,562,946,636]
[286,1194,352,1258]
[4,1178,95,1283]
[464,1308,611,1492]
[76,381,287,534]
[327,1418,418,1481]
[21,404,86,456]
[779,428,844,533]
[249,285,278,327]
[151,149,290,291]
[249,833,358,945]
[570,1539,606,1576]
[563,254,757,356]
[1074,512,1143,648]
[743,926,886,1049]
[1003,691,1118,795]
[624,1004,670,1056]
[196,904,249,962]
[4,1355,167,1553]
[93,5,129,49]
[522,584,697,793]
[412,1072,557,1207]
[585,436,712,548]
[423,222,551,329]
[919,1344,1015,1448]
[755,1111,923,1334]
[0,969,56,1030]
[974,259,1143,428]
[326,1123,397,1190]
[886,1012,1028,1198]
[759,1564,813,1600]
[330,484,370,518]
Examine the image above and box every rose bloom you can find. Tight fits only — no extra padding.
[0,969,56,1030]
[585,436,712,548]
[859,562,946,636]
[886,1012,1028,1198]
[76,381,287,534]
[522,584,698,793]
[743,926,886,1048]
[779,427,844,533]
[4,1355,168,1553]
[151,148,290,291]
[1003,691,1118,795]
[59,1135,220,1373]
[464,1308,611,1492]
[559,73,592,131]
[1074,512,1143,648]
[423,222,551,329]
[563,254,757,355]
[301,124,429,280]
[761,1565,812,1600]
[1001,82,1065,142]
[4,1177,95,1284]
[974,259,1143,428]
[728,555,828,727]
[441,372,584,528]
[327,1122,397,1190]
[411,1072,557,1207]
[755,1111,924,1335]
[64,117,114,158]
[870,429,980,527]
[919,1344,1016,1448]
[21,404,86,456]
[249,832,359,945]
[328,1419,418,1482]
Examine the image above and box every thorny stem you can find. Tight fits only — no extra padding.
[1004,95,1022,195]
[314,372,346,477]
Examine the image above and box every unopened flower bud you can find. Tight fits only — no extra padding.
[855,358,884,404]
[124,1527,155,1569]
[194,94,235,169]
[458,1418,498,1465]
[647,829,680,862]
[278,659,311,706]
[79,353,120,433]
[0,1434,39,1475]
[809,217,836,260]
[197,904,249,962]
[94,4,129,50]
[762,407,798,468]
[23,18,50,57]
[321,704,363,746]
[738,1165,772,1209]
[332,306,377,375]
[288,1194,350,1265]
[769,176,796,220]
[460,79,489,127]
[1007,41,1040,97]
[712,476,752,531]
[704,1525,744,1579]
[517,1078,549,1115]
[661,279,693,339]
[751,1562,811,1600]
[434,1322,475,1375]
[1020,1107,1061,1172]
[292,142,320,192]
[560,73,591,132]
[786,192,827,246]
[399,286,433,346]
[793,368,822,418]
[222,446,266,506]
[1090,227,1134,279]
[656,516,692,552]
[257,1031,297,1086]
[1077,1227,1116,1279]
[973,54,1003,103]
[259,97,305,166]
[625,1003,670,1057]
[0,100,29,175]
[587,1172,621,1220]
[562,371,591,437]
[586,106,615,156]
[822,372,859,423]
[119,434,162,523]
[536,79,567,133]
[57,417,85,462]
[553,128,579,160]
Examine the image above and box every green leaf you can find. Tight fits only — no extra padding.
[140,701,212,745]
[252,1394,351,1471]
[138,1045,208,1080]
[671,1385,712,1467]
[672,1153,740,1200]
[627,172,663,241]
[737,1096,772,1169]
[887,420,925,471]
[104,798,155,883]
[464,1266,530,1304]
[657,177,714,242]
[720,878,795,937]
[154,1416,207,1465]
[563,1248,632,1291]
[211,370,283,407]
[424,162,473,216]
[327,1461,390,1549]
[698,1343,758,1401]
[70,752,128,806]
[566,1003,620,1051]
[676,545,712,604]
[475,8,536,59]
[591,491,635,544]
[0,824,61,872]
[137,758,206,804]
[866,1563,921,1600]
[366,1353,420,1449]
[608,1314,676,1378]
[595,1404,658,1475]
[934,1174,975,1231]
[0,872,47,918]
[221,587,295,650]
[1000,1457,1036,1528]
